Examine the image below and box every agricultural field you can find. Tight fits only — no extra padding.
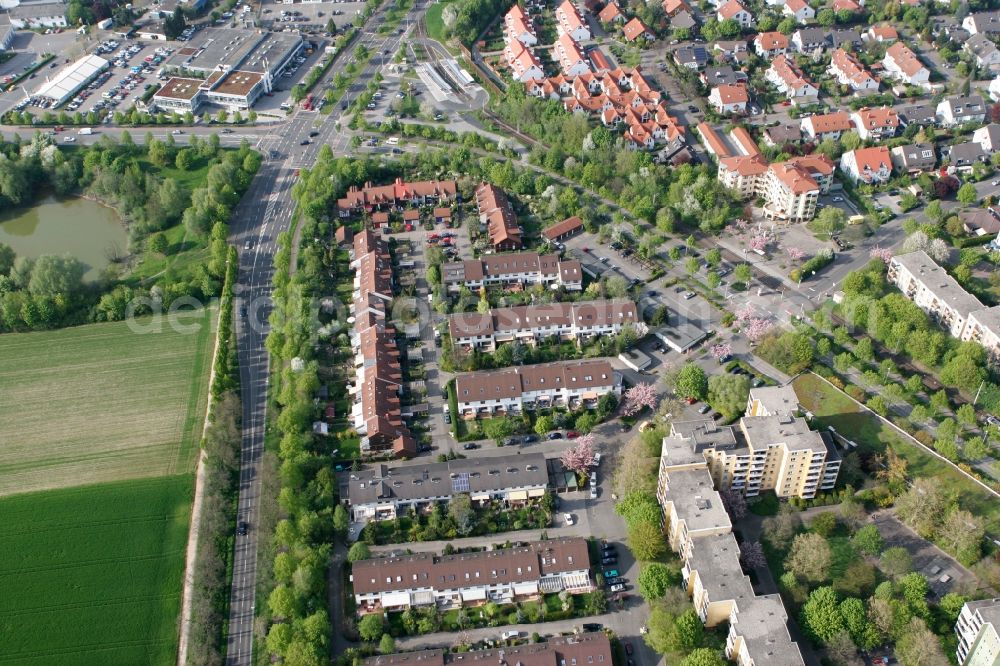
[0,475,192,666]
[0,308,216,497]
[793,372,1000,533]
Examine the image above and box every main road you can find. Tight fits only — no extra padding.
[223,3,430,664]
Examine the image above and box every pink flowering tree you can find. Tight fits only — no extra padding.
[710,342,732,361]
[560,436,596,474]
[734,302,757,324]
[749,229,770,253]
[744,318,773,344]
[785,246,805,262]
[739,541,766,570]
[870,246,893,264]
[622,383,659,416]
[720,488,747,520]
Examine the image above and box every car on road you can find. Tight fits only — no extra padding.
[592,452,601,466]
[63,136,75,142]
[502,630,522,640]
[521,434,538,443]
[244,240,252,250]
[687,105,699,113]
[237,521,249,536]
[221,128,233,133]
[547,432,563,440]
[582,623,603,632]
[993,180,999,186]
[171,129,183,135]
[590,485,598,499]
[832,196,844,202]
[463,442,478,450]
[718,354,732,364]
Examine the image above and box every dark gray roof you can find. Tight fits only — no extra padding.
[701,65,747,86]
[671,10,697,28]
[764,123,803,144]
[826,28,862,47]
[949,141,988,165]
[793,28,828,49]
[898,103,937,126]
[674,45,709,66]
[890,143,936,170]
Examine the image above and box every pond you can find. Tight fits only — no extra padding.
[0,194,127,281]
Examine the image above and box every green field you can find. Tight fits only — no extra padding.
[793,373,1000,533]
[424,0,457,42]
[0,475,192,666]
[0,308,216,497]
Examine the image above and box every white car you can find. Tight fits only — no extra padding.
[610,584,626,593]
[592,452,601,466]
[502,631,521,640]
[563,513,574,525]
[63,136,76,142]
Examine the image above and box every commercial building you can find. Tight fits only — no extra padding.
[338,178,458,217]
[338,453,549,522]
[654,388,808,664]
[476,182,523,251]
[717,154,835,222]
[366,633,612,666]
[34,54,109,106]
[443,253,584,292]
[348,229,416,458]
[889,251,1000,360]
[353,538,591,613]
[9,0,66,28]
[449,299,639,350]
[455,358,621,418]
[0,14,15,52]
[955,598,1000,666]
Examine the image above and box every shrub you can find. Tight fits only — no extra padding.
[846,385,867,402]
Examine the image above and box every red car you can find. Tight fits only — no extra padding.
[685,397,697,405]
[566,431,580,439]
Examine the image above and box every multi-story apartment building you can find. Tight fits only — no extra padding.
[889,251,1000,360]
[349,229,416,458]
[353,538,591,613]
[449,299,639,350]
[339,453,549,522]
[717,154,835,223]
[888,250,989,338]
[443,253,584,292]
[829,48,880,91]
[366,633,613,666]
[338,178,458,217]
[657,465,734,555]
[726,594,805,666]
[685,532,755,626]
[476,183,523,251]
[659,387,839,500]
[455,359,621,418]
[956,599,1000,666]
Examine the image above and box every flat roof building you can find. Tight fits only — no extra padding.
[956,598,1000,666]
[34,54,109,106]
[366,633,612,666]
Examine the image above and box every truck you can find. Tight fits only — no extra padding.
[78,127,93,135]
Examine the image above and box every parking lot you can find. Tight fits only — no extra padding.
[258,0,370,32]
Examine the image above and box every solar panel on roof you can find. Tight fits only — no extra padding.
[451,472,470,493]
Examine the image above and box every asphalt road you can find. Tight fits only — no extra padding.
[222,3,429,664]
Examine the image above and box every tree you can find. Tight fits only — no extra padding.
[956,403,977,427]
[957,182,979,205]
[638,562,677,601]
[813,206,847,237]
[826,630,859,666]
[895,618,947,666]
[840,597,881,650]
[622,382,659,415]
[534,415,554,435]
[733,263,752,285]
[448,493,476,535]
[801,586,845,644]
[834,560,878,598]
[358,612,385,641]
[175,148,194,170]
[560,436,596,474]
[333,505,349,539]
[483,417,517,444]
[669,610,704,652]
[880,547,913,579]
[720,488,747,521]
[937,509,984,564]
[379,634,396,654]
[707,373,750,420]
[762,505,800,550]
[678,649,726,666]
[628,520,666,561]
[895,478,947,538]
[786,532,832,584]
[811,512,838,537]
[147,232,168,255]
[685,256,699,274]
[852,524,883,556]
[27,254,85,297]
[348,542,371,562]
[676,363,708,400]
[739,540,766,569]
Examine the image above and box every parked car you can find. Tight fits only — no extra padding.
[698,404,711,414]
[610,583,626,593]
[624,642,634,656]
[683,291,696,299]
[602,570,618,579]
[605,577,624,586]
[463,442,478,450]
[547,432,563,440]
[566,431,580,439]
[563,513,574,525]
[582,623,603,632]
[601,555,617,565]
[443,412,451,424]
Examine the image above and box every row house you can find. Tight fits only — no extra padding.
[505,4,537,46]
[555,32,591,77]
[800,110,852,140]
[443,252,584,292]
[792,27,828,52]
[338,178,458,217]
[851,106,899,141]
[972,124,1000,154]
[455,359,621,418]
[865,24,898,42]
[367,633,613,666]
[890,251,1000,361]
[349,230,417,458]
[504,35,545,82]
[783,0,815,22]
[597,1,624,23]
[339,453,550,523]
[701,65,748,87]
[697,122,732,159]
[717,0,754,27]
[476,183,523,251]
[937,95,987,128]
[839,145,892,184]
[542,215,584,242]
[527,67,683,151]
[882,41,930,87]
[753,31,789,58]
[828,48,880,91]
[765,55,818,100]
[962,10,1000,36]
[353,538,591,613]
[556,0,591,41]
[717,153,835,222]
[708,83,749,114]
[448,299,639,350]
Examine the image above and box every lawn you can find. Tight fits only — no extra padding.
[0,475,193,666]
[793,373,1000,533]
[424,0,457,42]
[0,308,216,496]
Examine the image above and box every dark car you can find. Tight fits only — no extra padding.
[299,139,310,145]
[624,642,634,656]
[239,306,248,318]
[418,443,431,452]
[566,431,580,439]
[547,432,563,440]
[309,130,319,137]
[602,543,616,551]
[463,442,478,450]
[601,556,617,565]
[582,623,603,632]
[522,435,538,443]
[687,105,699,113]
[237,521,249,536]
